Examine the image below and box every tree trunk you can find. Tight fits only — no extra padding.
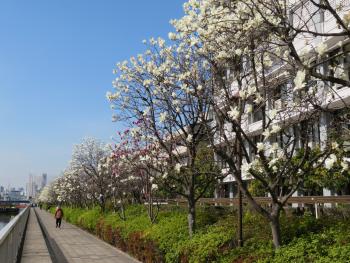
[148,195,153,221]
[237,188,243,247]
[120,202,126,221]
[148,193,156,224]
[100,202,105,213]
[188,198,196,237]
[270,213,282,248]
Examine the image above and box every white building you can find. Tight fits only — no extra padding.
[216,0,350,199]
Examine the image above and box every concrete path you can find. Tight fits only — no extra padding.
[21,209,52,263]
[34,208,140,263]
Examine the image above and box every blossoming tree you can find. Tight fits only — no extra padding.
[109,126,160,222]
[168,0,350,247]
[107,39,222,236]
[70,137,111,211]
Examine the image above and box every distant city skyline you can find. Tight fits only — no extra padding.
[0,1,185,186]
[26,173,47,199]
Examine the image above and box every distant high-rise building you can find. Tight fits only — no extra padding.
[0,185,4,200]
[26,173,48,199]
[26,174,35,199]
[42,173,47,189]
[8,189,25,201]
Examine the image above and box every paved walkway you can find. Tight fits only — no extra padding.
[34,208,140,263]
[21,209,52,263]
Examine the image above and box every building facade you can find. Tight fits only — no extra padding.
[216,0,350,199]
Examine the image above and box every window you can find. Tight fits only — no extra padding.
[313,1,324,33]
[328,44,350,89]
[215,152,228,169]
[290,0,324,32]
[299,119,321,148]
[249,103,263,123]
[270,132,284,149]
[271,83,289,110]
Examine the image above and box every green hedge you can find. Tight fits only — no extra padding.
[50,205,350,263]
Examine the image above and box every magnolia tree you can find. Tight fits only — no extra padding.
[108,125,165,222]
[48,170,87,207]
[37,185,55,204]
[166,0,350,247]
[69,138,111,211]
[107,39,223,236]
[45,139,112,209]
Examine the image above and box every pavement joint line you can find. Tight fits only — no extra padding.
[33,208,68,263]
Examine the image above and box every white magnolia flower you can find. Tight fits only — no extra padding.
[271,143,279,151]
[143,79,152,87]
[254,94,263,104]
[159,112,168,123]
[186,134,193,143]
[270,125,281,134]
[168,32,177,40]
[239,90,247,99]
[246,104,253,113]
[293,70,306,91]
[143,107,151,116]
[343,11,350,26]
[325,154,337,170]
[158,37,165,48]
[268,158,279,168]
[175,163,182,173]
[331,142,339,149]
[269,109,278,119]
[106,91,113,101]
[316,42,327,56]
[227,106,240,121]
[130,127,141,138]
[241,162,252,177]
[276,149,285,159]
[257,142,265,153]
[235,49,242,56]
[341,160,349,171]
[262,129,271,140]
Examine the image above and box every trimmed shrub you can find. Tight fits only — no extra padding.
[51,204,350,263]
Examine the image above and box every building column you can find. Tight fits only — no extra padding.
[229,183,234,199]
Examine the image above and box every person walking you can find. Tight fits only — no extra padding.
[55,206,64,229]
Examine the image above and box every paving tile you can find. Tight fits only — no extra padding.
[34,208,140,263]
[21,209,52,263]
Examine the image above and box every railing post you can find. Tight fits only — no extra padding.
[315,203,319,219]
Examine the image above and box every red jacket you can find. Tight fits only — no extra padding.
[55,208,63,219]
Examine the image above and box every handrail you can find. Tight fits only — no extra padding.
[0,206,30,263]
[151,195,350,206]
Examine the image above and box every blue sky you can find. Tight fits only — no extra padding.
[0,0,185,188]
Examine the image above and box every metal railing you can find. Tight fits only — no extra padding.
[0,206,29,263]
[152,195,350,206]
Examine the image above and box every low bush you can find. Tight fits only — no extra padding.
[51,204,350,263]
